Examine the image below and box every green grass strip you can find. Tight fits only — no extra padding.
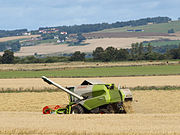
[131,85,180,90]
[143,40,180,46]
[1,85,180,93]
[0,65,180,78]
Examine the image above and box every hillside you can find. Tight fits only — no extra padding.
[0,18,180,56]
[0,35,40,42]
[97,20,180,33]
[2,37,159,56]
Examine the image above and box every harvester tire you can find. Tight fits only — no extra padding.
[71,105,84,114]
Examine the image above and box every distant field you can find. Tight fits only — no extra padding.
[143,40,180,46]
[84,32,171,38]
[0,65,180,78]
[0,35,40,42]
[1,61,179,71]
[12,37,166,56]
[99,20,180,33]
[1,75,180,90]
[12,37,155,56]
[22,39,57,46]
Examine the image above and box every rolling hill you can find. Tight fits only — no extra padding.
[98,20,180,33]
[1,19,180,56]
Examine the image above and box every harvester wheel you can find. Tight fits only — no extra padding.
[71,105,84,114]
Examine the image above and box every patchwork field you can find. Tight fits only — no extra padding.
[1,62,180,135]
[1,76,180,135]
[12,36,174,56]
[0,35,40,42]
[0,30,179,56]
[13,37,154,56]
[7,34,180,56]
[97,21,180,33]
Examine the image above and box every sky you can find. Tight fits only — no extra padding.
[0,0,179,30]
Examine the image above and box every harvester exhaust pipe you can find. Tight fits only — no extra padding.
[42,76,84,100]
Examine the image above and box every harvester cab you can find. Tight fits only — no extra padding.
[42,76,133,114]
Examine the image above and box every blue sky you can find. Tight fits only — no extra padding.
[0,0,179,30]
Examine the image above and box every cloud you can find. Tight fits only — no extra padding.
[0,0,179,30]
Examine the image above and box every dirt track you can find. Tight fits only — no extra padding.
[0,112,180,135]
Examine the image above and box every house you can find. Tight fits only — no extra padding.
[60,32,68,35]
[23,32,31,36]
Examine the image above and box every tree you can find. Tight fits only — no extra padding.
[130,43,139,60]
[145,52,162,60]
[168,28,175,33]
[147,43,152,54]
[70,51,85,61]
[0,40,21,52]
[168,45,180,59]
[130,43,136,59]
[0,55,2,64]
[138,43,144,55]
[2,50,14,64]
[103,47,118,61]
[137,43,144,60]
[92,47,104,61]
[77,33,86,42]
[116,49,129,61]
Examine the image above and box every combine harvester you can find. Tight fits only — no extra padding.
[42,76,133,114]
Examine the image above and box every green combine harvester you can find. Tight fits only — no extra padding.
[42,76,133,114]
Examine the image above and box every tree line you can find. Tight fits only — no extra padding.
[0,40,21,52]
[0,17,171,38]
[38,17,171,34]
[0,29,28,38]
[92,44,180,62]
[1,43,180,64]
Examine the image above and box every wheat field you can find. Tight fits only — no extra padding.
[0,90,180,135]
[11,35,180,56]
[0,35,40,42]
[1,76,180,135]
[0,112,180,135]
[0,90,180,113]
[0,75,180,90]
[13,37,158,56]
